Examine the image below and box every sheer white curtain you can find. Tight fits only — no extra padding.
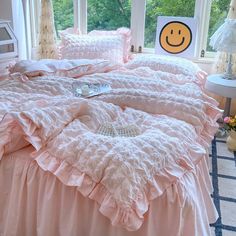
[37,0,58,59]
[12,0,39,59]
[11,0,60,59]
[12,0,28,59]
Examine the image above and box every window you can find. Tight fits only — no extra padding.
[52,0,73,34]
[87,0,131,32]
[144,0,196,48]
[207,0,231,52]
[0,21,18,59]
[30,0,232,58]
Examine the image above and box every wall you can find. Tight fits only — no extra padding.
[0,0,13,25]
[0,0,27,59]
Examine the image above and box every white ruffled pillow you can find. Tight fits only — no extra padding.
[59,27,81,36]
[125,54,203,77]
[88,27,131,62]
[60,34,125,64]
[9,59,119,81]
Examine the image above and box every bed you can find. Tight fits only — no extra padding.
[0,55,221,236]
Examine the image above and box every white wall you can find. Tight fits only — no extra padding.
[0,0,27,59]
[0,0,13,25]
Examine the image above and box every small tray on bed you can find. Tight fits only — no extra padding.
[72,82,111,98]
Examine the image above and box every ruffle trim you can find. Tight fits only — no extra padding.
[33,147,200,231]
[0,113,43,160]
[0,99,221,231]
[116,27,132,62]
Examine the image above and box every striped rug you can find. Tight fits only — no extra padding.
[210,137,236,236]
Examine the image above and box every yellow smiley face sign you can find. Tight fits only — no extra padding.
[159,21,192,54]
[155,17,197,57]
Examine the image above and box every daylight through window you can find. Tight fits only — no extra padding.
[144,0,195,48]
[87,0,131,32]
[207,0,231,52]
[49,0,232,56]
[52,0,73,34]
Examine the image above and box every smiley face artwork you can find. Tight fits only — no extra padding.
[159,21,192,54]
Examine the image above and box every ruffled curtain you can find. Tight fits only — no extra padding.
[215,53,236,75]
[37,0,58,59]
[214,0,236,74]
[11,0,28,59]
[212,0,236,115]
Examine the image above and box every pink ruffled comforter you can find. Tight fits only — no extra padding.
[0,61,221,232]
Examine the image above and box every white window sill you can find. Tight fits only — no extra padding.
[192,57,215,64]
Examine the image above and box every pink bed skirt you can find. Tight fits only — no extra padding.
[0,146,217,236]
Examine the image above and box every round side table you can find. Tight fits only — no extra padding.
[205,74,236,117]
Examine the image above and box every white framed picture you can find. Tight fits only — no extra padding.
[155,16,197,58]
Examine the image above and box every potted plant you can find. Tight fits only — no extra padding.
[224,116,236,151]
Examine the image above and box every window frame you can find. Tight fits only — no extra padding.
[74,0,87,34]
[77,0,213,58]
[195,0,213,58]
[29,0,216,59]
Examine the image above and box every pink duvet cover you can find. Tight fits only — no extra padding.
[0,57,221,235]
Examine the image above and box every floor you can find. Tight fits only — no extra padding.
[210,137,236,236]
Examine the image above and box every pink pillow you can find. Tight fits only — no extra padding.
[88,27,131,62]
[60,34,125,64]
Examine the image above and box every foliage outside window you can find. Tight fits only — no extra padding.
[87,0,131,32]
[207,0,231,52]
[51,0,232,54]
[53,0,73,34]
[145,0,195,48]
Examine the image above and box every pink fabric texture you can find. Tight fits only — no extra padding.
[125,54,208,84]
[88,27,131,62]
[8,59,119,81]
[0,56,221,234]
[0,147,217,236]
[59,27,81,36]
[0,100,218,231]
[60,34,125,63]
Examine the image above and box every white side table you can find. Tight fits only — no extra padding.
[205,74,236,117]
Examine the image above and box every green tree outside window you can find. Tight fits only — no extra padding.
[52,0,231,52]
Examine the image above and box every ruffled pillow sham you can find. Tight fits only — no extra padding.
[88,27,131,62]
[60,34,125,63]
[59,27,81,37]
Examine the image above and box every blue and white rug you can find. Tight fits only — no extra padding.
[210,137,236,236]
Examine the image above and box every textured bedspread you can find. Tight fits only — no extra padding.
[0,59,221,231]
